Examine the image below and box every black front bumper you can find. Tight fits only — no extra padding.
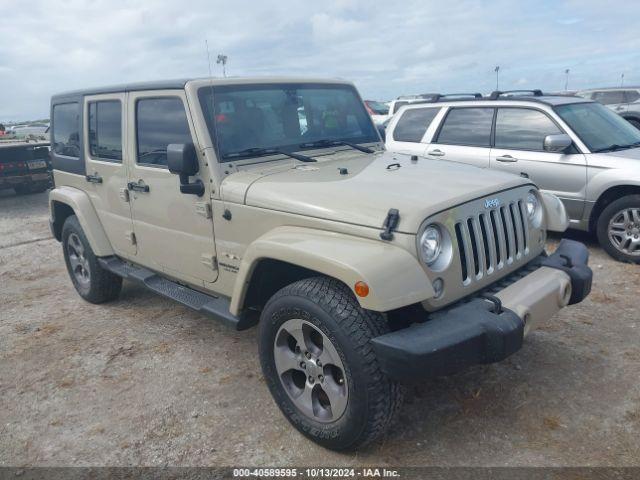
[372,239,592,382]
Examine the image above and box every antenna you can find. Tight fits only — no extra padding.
[204,40,216,157]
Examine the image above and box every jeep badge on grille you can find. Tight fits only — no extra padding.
[485,198,500,209]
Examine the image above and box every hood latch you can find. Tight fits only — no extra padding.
[380,208,400,241]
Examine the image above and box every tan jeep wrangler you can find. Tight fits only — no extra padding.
[49,77,592,450]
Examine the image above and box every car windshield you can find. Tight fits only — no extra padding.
[555,102,640,152]
[199,83,379,162]
[366,101,389,115]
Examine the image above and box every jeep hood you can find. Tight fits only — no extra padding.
[222,151,531,234]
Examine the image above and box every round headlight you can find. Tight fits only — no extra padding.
[420,224,442,265]
[525,191,540,220]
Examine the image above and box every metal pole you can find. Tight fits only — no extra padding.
[494,66,500,90]
[565,69,570,91]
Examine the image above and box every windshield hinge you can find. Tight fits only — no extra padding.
[380,208,400,241]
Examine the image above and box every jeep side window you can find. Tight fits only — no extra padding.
[392,108,440,143]
[88,101,122,162]
[435,107,494,147]
[495,108,562,151]
[136,97,192,167]
[52,102,80,158]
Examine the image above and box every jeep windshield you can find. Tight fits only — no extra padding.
[555,102,640,153]
[198,83,379,162]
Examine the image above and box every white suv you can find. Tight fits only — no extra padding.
[576,87,640,130]
[385,90,640,263]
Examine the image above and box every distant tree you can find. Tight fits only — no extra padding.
[0,124,5,132]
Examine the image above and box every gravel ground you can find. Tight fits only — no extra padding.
[1,189,639,467]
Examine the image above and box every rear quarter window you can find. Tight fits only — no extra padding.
[392,108,440,143]
[52,102,80,158]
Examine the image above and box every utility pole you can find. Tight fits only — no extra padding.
[217,54,228,77]
[494,66,500,90]
[564,69,570,91]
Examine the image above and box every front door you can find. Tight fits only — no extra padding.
[84,93,137,258]
[490,107,587,220]
[126,90,218,285]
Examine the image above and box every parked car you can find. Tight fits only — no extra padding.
[385,89,640,263]
[576,87,640,129]
[387,94,439,118]
[0,140,51,194]
[49,78,591,450]
[364,100,390,125]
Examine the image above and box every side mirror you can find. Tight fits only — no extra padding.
[167,143,204,196]
[544,134,572,153]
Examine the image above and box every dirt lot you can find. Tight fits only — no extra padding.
[1,189,639,467]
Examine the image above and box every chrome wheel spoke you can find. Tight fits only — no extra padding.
[321,375,348,416]
[274,345,303,375]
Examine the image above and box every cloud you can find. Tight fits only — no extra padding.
[1,0,639,120]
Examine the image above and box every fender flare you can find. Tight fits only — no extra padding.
[49,186,114,256]
[540,191,569,232]
[229,226,434,315]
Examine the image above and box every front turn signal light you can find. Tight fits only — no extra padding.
[354,281,370,298]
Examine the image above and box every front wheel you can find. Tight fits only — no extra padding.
[258,277,403,451]
[596,195,640,263]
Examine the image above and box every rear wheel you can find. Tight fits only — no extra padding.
[596,195,640,263]
[258,276,403,450]
[62,215,123,303]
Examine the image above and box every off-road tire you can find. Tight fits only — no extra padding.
[596,194,640,263]
[258,276,403,451]
[61,215,123,303]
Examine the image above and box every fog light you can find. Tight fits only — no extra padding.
[432,278,444,298]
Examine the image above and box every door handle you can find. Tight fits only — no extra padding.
[428,149,445,157]
[85,174,103,184]
[496,155,518,163]
[127,180,150,193]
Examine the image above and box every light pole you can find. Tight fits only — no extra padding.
[564,69,570,91]
[217,54,228,77]
[621,73,625,87]
[494,66,500,90]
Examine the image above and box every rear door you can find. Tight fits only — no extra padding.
[84,93,137,257]
[490,107,587,220]
[126,90,218,285]
[426,107,494,168]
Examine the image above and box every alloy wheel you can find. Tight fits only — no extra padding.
[273,318,348,423]
[608,207,640,257]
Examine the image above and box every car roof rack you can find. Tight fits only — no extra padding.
[489,89,543,100]
[428,93,483,102]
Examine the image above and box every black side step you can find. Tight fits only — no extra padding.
[98,256,257,331]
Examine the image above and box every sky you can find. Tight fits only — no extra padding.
[1,0,639,122]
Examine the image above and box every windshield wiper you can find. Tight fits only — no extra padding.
[224,147,316,162]
[594,141,640,153]
[300,139,374,154]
